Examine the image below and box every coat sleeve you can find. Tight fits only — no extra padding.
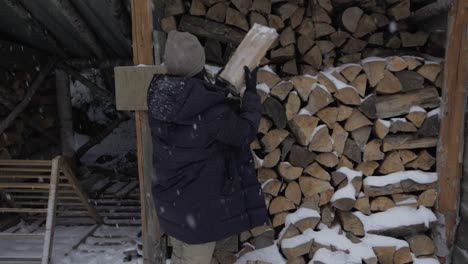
[214,90,262,147]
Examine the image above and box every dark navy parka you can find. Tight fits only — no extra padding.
[147,74,269,244]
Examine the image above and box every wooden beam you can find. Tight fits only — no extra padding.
[436,0,467,260]
[56,69,75,159]
[131,1,164,263]
[0,60,55,135]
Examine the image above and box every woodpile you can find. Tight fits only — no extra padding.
[160,1,444,263]
[227,56,441,264]
[164,0,444,76]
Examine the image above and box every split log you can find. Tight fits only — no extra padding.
[206,2,227,22]
[330,31,350,47]
[269,196,296,214]
[271,45,295,62]
[334,87,361,106]
[297,35,315,55]
[387,0,410,21]
[263,179,283,196]
[289,145,317,168]
[344,110,372,132]
[373,246,396,264]
[261,129,290,152]
[258,116,273,135]
[263,148,281,168]
[251,0,271,14]
[165,0,185,16]
[305,162,330,181]
[316,152,339,168]
[343,139,362,163]
[179,15,246,44]
[161,16,177,32]
[258,67,281,88]
[341,37,367,54]
[351,73,367,96]
[226,7,249,31]
[332,123,349,157]
[376,70,402,94]
[282,59,298,75]
[303,46,322,70]
[370,196,395,212]
[401,31,429,48]
[273,212,288,227]
[309,125,333,152]
[275,3,298,20]
[271,81,294,101]
[279,162,304,181]
[249,12,268,27]
[280,27,296,47]
[356,161,380,176]
[281,239,313,260]
[299,176,333,197]
[342,7,363,33]
[268,15,285,30]
[264,97,288,128]
[418,109,440,137]
[418,189,437,207]
[190,0,206,16]
[353,14,377,38]
[285,92,301,121]
[340,64,362,82]
[394,247,413,264]
[382,135,438,152]
[363,139,384,162]
[306,85,334,115]
[317,107,338,128]
[290,7,305,29]
[351,126,372,151]
[395,71,425,91]
[338,211,365,236]
[408,235,436,257]
[406,150,436,170]
[258,168,278,182]
[355,196,371,216]
[374,119,390,139]
[291,76,316,102]
[402,56,423,70]
[289,115,319,146]
[337,105,353,121]
[389,118,417,133]
[232,0,252,15]
[375,87,440,119]
[362,57,386,87]
[417,63,442,82]
[285,181,302,205]
[315,23,336,38]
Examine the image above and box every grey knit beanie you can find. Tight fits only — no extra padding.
[164,31,206,77]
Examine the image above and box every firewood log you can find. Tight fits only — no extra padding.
[280,27,296,47]
[402,56,423,70]
[306,85,334,115]
[342,7,363,33]
[356,161,380,176]
[354,196,371,215]
[279,162,304,181]
[165,0,185,16]
[250,12,268,27]
[261,129,290,152]
[206,2,227,22]
[373,246,396,264]
[316,152,339,168]
[273,212,288,227]
[370,196,396,212]
[387,56,408,72]
[309,125,333,152]
[417,62,442,82]
[263,148,281,168]
[337,105,353,121]
[303,46,322,70]
[418,189,437,207]
[317,107,338,128]
[351,126,372,151]
[264,97,288,128]
[285,181,302,205]
[363,139,384,162]
[382,135,438,152]
[285,92,301,121]
[330,31,350,47]
[263,179,283,196]
[406,107,427,128]
[362,57,386,87]
[251,0,271,14]
[161,16,177,33]
[291,76,317,102]
[282,59,298,75]
[299,176,333,197]
[407,234,436,257]
[289,145,317,168]
[269,196,296,214]
[344,109,372,131]
[376,70,402,94]
[289,115,319,146]
[389,118,417,133]
[398,150,418,164]
[353,14,377,38]
[395,71,424,91]
[226,7,249,31]
[351,73,367,96]
[275,3,298,20]
[258,168,278,182]
[190,0,206,16]
[338,210,365,236]
[268,15,285,30]
[290,7,305,29]
[400,31,429,48]
[406,150,436,171]
[305,162,330,181]
[232,0,252,15]
[343,138,362,163]
[332,123,349,157]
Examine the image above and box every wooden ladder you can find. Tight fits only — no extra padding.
[0,156,102,263]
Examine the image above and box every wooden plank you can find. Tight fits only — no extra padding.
[0,175,66,180]
[103,182,128,195]
[436,0,468,258]
[61,160,102,224]
[114,65,167,111]
[179,15,246,44]
[41,157,60,264]
[0,208,47,213]
[0,183,50,189]
[0,257,42,262]
[116,181,139,198]
[0,160,52,166]
[0,233,45,239]
[131,0,164,263]
[0,168,51,172]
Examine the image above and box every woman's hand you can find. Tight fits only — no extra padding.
[244,66,259,94]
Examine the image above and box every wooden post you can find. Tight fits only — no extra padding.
[55,69,75,159]
[131,1,164,263]
[436,0,468,261]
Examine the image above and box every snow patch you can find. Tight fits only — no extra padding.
[410,106,427,113]
[235,244,286,264]
[284,208,320,226]
[256,83,271,94]
[364,170,437,187]
[428,107,440,117]
[354,206,437,232]
[378,119,391,128]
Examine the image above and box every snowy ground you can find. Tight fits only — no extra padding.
[0,222,141,264]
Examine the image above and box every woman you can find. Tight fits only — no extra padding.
[147,31,269,264]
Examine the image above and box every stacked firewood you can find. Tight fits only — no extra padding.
[162,0,443,76]
[234,56,442,263]
[160,1,445,263]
